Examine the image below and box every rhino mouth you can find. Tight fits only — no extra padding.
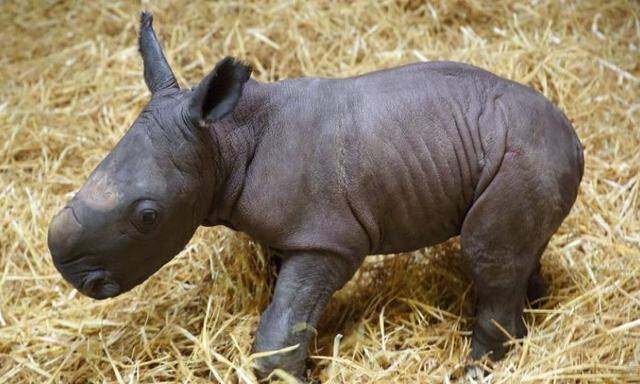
[54,256,122,300]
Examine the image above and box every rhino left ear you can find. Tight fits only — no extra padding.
[188,57,252,126]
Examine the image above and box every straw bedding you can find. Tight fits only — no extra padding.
[1,0,638,382]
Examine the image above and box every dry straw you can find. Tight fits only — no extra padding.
[1,0,639,383]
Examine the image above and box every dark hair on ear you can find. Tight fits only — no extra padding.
[201,57,252,121]
[216,57,252,84]
[190,56,253,125]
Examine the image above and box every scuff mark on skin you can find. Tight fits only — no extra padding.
[80,170,121,211]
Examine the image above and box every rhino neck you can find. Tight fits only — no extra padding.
[203,79,270,226]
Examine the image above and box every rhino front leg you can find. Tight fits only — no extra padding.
[253,252,359,379]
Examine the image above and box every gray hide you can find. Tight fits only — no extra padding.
[48,12,584,379]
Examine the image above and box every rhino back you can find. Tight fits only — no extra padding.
[336,62,512,253]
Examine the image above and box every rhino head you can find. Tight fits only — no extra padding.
[47,12,251,299]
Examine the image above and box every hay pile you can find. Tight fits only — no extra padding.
[1,0,639,382]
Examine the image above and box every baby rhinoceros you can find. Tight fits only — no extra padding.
[48,12,583,380]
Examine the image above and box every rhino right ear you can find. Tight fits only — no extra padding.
[188,57,252,127]
[139,12,179,94]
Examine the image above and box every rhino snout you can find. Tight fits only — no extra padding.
[48,206,123,300]
[48,206,84,265]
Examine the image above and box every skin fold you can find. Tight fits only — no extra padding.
[47,12,584,380]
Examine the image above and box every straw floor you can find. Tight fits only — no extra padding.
[1,0,639,383]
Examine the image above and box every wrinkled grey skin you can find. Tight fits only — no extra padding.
[48,12,584,380]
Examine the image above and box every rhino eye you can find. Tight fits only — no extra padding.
[141,210,157,225]
[132,200,159,233]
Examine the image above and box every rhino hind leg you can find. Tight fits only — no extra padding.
[526,262,548,307]
[459,153,572,361]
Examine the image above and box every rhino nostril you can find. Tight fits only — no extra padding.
[81,270,120,299]
[82,273,103,295]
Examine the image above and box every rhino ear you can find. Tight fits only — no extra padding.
[188,57,252,126]
[139,12,179,94]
